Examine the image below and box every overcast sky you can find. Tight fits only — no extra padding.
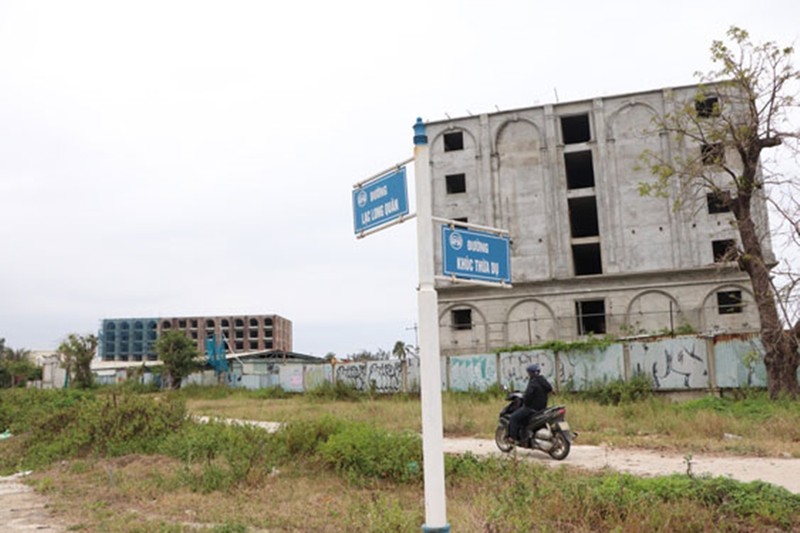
[1,1,798,357]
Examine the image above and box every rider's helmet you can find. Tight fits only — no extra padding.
[526,363,541,376]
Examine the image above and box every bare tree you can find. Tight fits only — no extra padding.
[641,27,799,398]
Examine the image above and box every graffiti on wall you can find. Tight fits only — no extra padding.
[367,361,404,393]
[714,336,766,388]
[305,365,332,390]
[279,365,305,393]
[335,363,367,390]
[499,351,555,390]
[449,354,496,391]
[405,359,421,392]
[560,345,625,391]
[629,337,709,389]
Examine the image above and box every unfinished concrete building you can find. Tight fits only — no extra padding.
[426,84,773,356]
[99,314,292,361]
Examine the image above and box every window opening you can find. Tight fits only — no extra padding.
[576,299,606,335]
[695,96,719,118]
[561,114,591,144]
[712,239,736,262]
[572,243,603,276]
[451,309,473,330]
[564,150,595,189]
[443,131,464,152]
[717,290,743,314]
[701,143,724,165]
[446,173,466,194]
[707,191,731,213]
[249,340,259,350]
[568,196,599,238]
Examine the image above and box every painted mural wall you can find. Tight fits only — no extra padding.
[449,354,496,391]
[559,344,625,391]
[176,333,780,394]
[714,336,766,388]
[628,336,710,389]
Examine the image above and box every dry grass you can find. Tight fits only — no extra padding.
[186,392,800,458]
[15,390,800,532]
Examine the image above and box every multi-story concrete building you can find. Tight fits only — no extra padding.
[99,314,292,361]
[425,84,773,356]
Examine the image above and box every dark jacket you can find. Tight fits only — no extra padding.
[522,374,552,411]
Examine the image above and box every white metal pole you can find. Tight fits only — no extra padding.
[413,118,450,533]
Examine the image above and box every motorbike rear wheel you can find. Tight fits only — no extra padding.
[495,424,514,453]
[547,431,570,460]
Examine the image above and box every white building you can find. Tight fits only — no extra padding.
[425,84,773,356]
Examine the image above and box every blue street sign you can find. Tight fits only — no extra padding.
[352,167,409,234]
[442,226,511,284]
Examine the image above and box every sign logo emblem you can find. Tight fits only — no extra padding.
[449,231,463,251]
[356,189,368,208]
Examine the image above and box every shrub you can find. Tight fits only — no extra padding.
[8,391,186,470]
[579,373,654,405]
[305,380,362,402]
[318,422,422,483]
[275,414,346,457]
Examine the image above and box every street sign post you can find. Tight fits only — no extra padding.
[442,226,511,284]
[352,167,409,235]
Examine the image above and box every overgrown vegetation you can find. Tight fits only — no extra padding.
[497,334,617,354]
[577,373,655,405]
[2,387,800,531]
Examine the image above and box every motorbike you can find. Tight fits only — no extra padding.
[495,391,576,460]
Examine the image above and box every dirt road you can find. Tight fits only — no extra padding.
[4,435,800,531]
[444,438,800,493]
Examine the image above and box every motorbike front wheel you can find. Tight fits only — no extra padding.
[547,431,570,460]
[495,424,514,453]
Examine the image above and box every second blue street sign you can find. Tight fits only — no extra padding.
[442,226,511,284]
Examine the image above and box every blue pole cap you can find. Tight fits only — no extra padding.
[413,117,428,145]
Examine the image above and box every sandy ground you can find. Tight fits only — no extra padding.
[4,431,800,531]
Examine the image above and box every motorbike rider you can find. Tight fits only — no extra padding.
[508,363,553,444]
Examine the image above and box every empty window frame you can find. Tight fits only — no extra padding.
[717,290,743,314]
[561,114,591,144]
[564,150,595,189]
[443,131,464,152]
[568,196,599,238]
[451,309,473,330]
[707,191,732,213]
[701,143,724,165]
[695,96,720,118]
[446,173,467,194]
[712,239,736,262]
[576,299,606,335]
[453,216,469,229]
[572,242,603,276]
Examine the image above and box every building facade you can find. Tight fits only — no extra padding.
[425,84,773,356]
[99,314,292,361]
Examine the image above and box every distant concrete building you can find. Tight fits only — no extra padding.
[425,84,773,355]
[99,314,292,361]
